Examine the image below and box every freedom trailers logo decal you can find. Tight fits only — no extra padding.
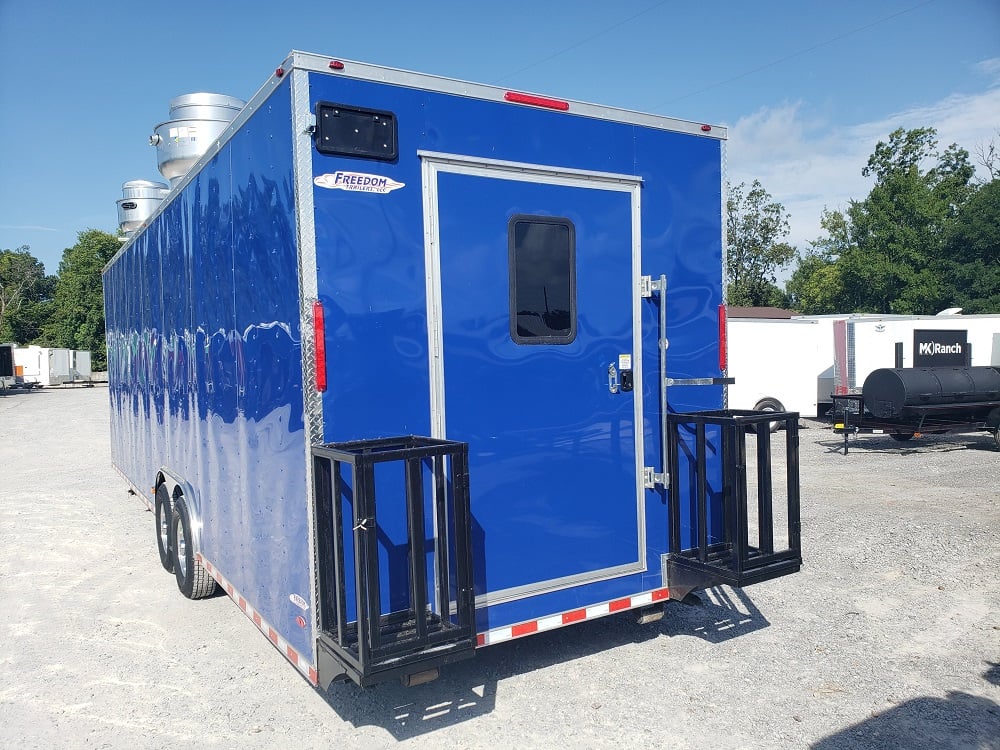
[314,171,404,194]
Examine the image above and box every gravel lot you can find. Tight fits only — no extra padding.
[1,387,998,749]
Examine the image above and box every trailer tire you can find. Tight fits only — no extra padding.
[154,484,173,573]
[992,429,1000,451]
[171,495,217,600]
[889,432,914,442]
[751,398,784,433]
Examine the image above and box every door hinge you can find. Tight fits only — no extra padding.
[639,275,665,299]
[644,466,668,489]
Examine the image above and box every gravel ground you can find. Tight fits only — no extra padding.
[1,387,997,749]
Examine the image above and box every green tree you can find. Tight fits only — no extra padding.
[726,180,796,306]
[0,246,55,343]
[48,230,120,368]
[936,178,1000,312]
[836,127,976,313]
[785,210,848,314]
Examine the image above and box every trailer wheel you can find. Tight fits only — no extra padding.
[992,429,1000,451]
[751,398,784,433]
[171,495,217,599]
[154,484,173,573]
[889,432,914,442]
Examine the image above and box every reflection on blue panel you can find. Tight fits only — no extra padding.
[104,82,314,662]
[437,173,640,598]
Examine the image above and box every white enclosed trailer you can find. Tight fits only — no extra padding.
[727,317,827,419]
[70,350,92,382]
[832,314,1000,395]
[727,312,1000,418]
[12,346,91,386]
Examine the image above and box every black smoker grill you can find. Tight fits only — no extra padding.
[833,366,1000,454]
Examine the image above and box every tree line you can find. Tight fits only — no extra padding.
[729,126,998,315]
[0,230,119,369]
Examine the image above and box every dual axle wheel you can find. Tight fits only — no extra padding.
[153,484,217,599]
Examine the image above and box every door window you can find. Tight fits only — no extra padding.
[508,215,577,344]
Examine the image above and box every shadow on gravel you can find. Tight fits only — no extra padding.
[0,387,45,398]
[318,604,695,739]
[660,586,770,644]
[811,691,1000,750]
[985,661,1000,687]
[818,435,997,457]
[317,587,772,739]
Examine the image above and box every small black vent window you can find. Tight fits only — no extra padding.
[314,102,397,161]
[509,215,577,344]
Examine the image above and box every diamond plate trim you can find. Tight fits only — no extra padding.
[291,68,323,670]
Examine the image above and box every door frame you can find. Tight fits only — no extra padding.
[419,150,647,604]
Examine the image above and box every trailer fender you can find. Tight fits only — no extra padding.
[156,468,205,559]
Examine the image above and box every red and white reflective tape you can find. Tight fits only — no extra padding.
[476,587,670,647]
[115,465,154,510]
[198,554,319,686]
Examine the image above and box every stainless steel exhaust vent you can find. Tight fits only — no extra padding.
[117,180,170,237]
[150,93,246,186]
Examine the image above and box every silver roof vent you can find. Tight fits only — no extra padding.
[149,93,245,186]
[116,179,170,237]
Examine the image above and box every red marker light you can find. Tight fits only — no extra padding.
[504,91,570,111]
[313,300,327,392]
[700,124,712,132]
[275,67,285,77]
[295,616,306,628]
[329,60,345,70]
[718,304,728,371]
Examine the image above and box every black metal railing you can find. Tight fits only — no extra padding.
[666,410,802,598]
[312,436,476,687]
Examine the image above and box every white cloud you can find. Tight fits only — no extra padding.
[726,77,1000,261]
[0,224,59,232]
[974,57,1000,81]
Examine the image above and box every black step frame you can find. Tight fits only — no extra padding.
[312,436,476,688]
[666,410,802,598]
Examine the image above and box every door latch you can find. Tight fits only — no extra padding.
[644,467,668,489]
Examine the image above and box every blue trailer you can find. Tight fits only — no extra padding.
[104,51,801,688]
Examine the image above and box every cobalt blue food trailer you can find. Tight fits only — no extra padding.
[104,51,801,688]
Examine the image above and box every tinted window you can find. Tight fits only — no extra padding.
[509,216,576,344]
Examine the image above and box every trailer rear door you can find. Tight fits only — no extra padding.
[422,153,645,604]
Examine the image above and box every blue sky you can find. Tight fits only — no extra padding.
[1,0,998,276]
